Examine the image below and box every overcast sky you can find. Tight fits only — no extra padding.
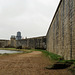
[0,0,60,40]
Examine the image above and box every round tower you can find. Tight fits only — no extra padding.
[16,31,22,40]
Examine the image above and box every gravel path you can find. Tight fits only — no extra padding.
[0,51,72,75]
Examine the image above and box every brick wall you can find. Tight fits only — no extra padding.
[47,0,75,60]
[16,36,46,49]
[0,36,46,50]
[0,40,9,48]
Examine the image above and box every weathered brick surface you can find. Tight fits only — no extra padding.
[16,36,46,49]
[47,0,75,60]
[0,36,46,49]
[0,40,9,48]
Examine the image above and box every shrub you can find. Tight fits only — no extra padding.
[16,46,22,49]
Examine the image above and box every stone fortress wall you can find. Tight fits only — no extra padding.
[47,0,75,60]
[0,36,46,50]
[0,40,9,48]
[16,36,46,49]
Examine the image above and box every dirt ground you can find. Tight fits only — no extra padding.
[0,51,72,75]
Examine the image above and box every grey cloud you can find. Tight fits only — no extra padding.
[0,0,60,39]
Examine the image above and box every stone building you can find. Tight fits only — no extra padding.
[47,0,75,60]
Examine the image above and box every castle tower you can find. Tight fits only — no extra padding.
[11,35,16,40]
[9,35,16,47]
